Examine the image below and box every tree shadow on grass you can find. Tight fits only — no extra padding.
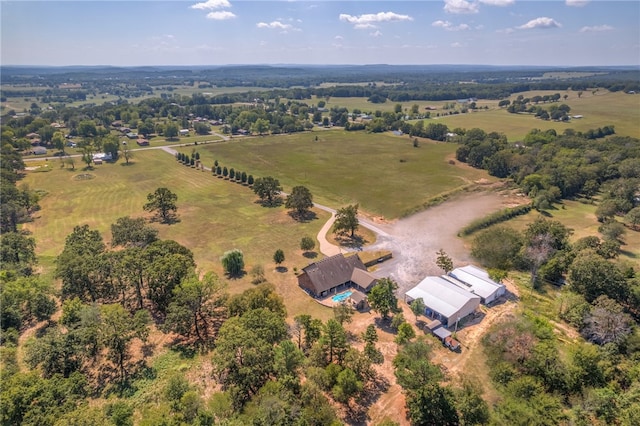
[345,374,391,425]
[255,197,283,208]
[148,214,181,225]
[335,234,369,251]
[303,251,318,259]
[287,210,318,223]
[275,266,288,273]
[373,316,395,334]
[225,270,247,280]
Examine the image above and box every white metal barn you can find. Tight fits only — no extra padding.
[405,276,481,328]
[449,265,506,305]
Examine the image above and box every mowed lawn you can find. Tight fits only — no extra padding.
[21,150,334,319]
[434,90,640,140]
[182,130,493,219]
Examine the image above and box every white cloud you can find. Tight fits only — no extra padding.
[497,28,515,34]
[432,20,470,31]
[206,11,236,20]
[518,17,561,29]
[370,30,383,37]
[479,0,514,5]
[191,0,231,10]
[339,11,413,29]
[566,0,589,7]
[451,42,465,48]
[257,21,291,29]
[444,0,479,14]
[334,35,344,40]
[580,24,613,33]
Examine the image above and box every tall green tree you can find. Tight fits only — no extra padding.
[568,250,628,303]
[300,236,316,252]
[333,204,359,238]
[0,232,36,271]
[165,123,179,140]
[143,187,178,224]
[332,302,355,326]
[273,249,285,266]
[406,383,459,426]
[320,319,348,364]
[367,277,398,320]
[55,225,106,302]
[163,272,228,348]
[100,304,150,382]
[471,225,523,270]
[212,308,288,409]
[110,216,158,248]
[456,379,490,426]
[221,249,245,277]
[410,298,426,322]
[252,176,283,206]
[436,249,454,274]
[285,186,314,218]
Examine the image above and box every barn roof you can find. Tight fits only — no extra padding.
[406,276,480,319]
[449,265,505,300]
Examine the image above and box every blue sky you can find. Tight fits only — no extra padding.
[2,1,639,66]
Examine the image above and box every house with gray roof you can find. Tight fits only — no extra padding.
[297,253,377,298]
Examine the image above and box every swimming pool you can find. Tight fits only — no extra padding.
[332,291,353,303]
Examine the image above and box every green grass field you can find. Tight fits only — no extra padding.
[179,129,493,219]
[22,150,334,319]
[434,90,640,140]
[464,199,640,263]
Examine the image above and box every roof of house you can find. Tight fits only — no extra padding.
[449,265,505,300]
[350,267,377,291]
[349,291,366,304]
[32,146,47,154]
[406,276,480,319]
[300,254,369,295]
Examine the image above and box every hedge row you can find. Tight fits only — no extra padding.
[459,204,532,236]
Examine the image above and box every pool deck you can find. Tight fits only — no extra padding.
[316,289,364,308]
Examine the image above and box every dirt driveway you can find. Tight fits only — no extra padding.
[365,190,519,294]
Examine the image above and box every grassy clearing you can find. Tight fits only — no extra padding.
[411,90,640,140]
[463,199,640,263]
[21,149,333,320]
[181,129,493,219]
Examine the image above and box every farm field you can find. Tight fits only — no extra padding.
[0,84,270,111]
[180,129,494,219]
[434,90,640,140]
[21,150,334,320]
[322,96,496,114]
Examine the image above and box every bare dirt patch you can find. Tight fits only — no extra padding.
[366,189,526,294]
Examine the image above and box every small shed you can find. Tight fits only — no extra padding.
[444,336,461,352]
[348,291,368,311]
[432,327,452,342]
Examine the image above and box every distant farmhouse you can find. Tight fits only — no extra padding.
[297,254,377,309]
[405,265,505,328]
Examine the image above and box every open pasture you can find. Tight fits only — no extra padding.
[181,129,494,219]
[321,96,495,114]
[21,150,333,319]
[431,90,640,140]
[467,199,639,263]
